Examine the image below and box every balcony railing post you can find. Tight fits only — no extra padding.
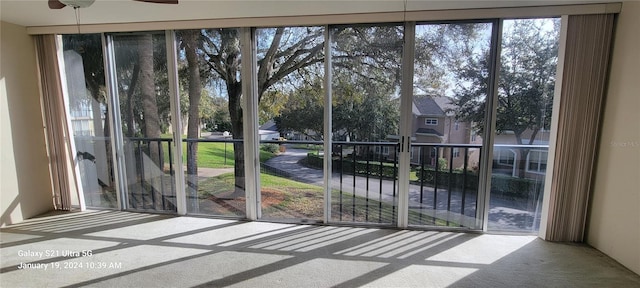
[365,146,370,222]
[461,148,469,217]
[352,145,356,221]
[392,144,398,224]
[378,144,383,223]
[167,138,174,211]
[447,147,454,225]
[419,146,426,224]
[339,144,343,221]
[434,146,440,217]
[155,139,161,210]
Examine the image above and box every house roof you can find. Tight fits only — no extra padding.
[431,96,457,116]
[415,128,443,137]
[413,96,445,116]
[259,119,277,131]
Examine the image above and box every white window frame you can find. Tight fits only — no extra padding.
[425,118,438,125]
[526,150,548,174]
[496,149,516,166]
[375,146,390,155]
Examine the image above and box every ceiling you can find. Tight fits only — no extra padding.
[0,0,618,28]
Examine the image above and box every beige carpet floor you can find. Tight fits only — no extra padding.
[1,210,639,288]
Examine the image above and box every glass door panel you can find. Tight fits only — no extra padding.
[255,26,325,222]
[330,24,403,225]
[488,18,560,232]
[409,22,493,229]
[62,34,117,208]
[111,32,176,212]
[175,28,246,217]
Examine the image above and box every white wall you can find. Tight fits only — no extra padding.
[0,21,54,227]
[587,1,640,275]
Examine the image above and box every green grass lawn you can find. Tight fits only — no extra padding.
[160,135,276,169]
[197,172,321,194]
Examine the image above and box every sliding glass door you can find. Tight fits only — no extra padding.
[329,24,404,225]
[254,26,326,222]
[61,34,117,208]
[109,32,177,212]
[61,17,561,233]
[488,18,560,233]
[405,21,495,229]
[174,28,247,217]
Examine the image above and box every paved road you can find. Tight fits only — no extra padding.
[263,145,542,231]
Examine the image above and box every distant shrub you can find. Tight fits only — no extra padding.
[303,153,324,168]
[260,144,279,153]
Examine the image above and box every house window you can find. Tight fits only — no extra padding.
[425,118,438,125]
[526,150,548,173]
[496,149,515,166]
[454,121,459,131]
[375,146,390,155]
[453,148,460,158]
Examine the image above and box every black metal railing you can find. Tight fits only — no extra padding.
[410,143,482,227]
[329,141,401,225]
[114,136,547,231]
[123,137,175,211]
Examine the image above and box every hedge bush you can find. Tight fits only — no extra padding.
[416,168,479,190]
[260,144,280,153]
[337,160,397,179]
[416,168,543,199]
[305,154,397,179]
[490,174,544,200]
[304,153,324,168]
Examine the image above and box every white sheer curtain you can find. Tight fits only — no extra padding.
[545,14,615,242]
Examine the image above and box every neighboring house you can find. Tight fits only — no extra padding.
[379,95,481,170]
[263,119,319,141]
[407,95,481,170]
[408,95,549,179]
[428,96,480,170]
[493,130,551,179]
[259,120,281,141]
[372,94,549,178]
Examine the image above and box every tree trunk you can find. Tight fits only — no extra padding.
[138,34,163,168]
[125,64,140,137]
[219,29,245,198]
[183,30,203,203]
[228,81,245,197]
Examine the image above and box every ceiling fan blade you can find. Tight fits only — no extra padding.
[133,0,179,4]
[48,0,67,9]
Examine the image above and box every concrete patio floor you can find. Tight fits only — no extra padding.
[1,210,639,288]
